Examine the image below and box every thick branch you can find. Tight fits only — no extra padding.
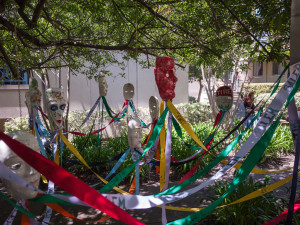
[0,41,18,77]
[31,0,47,26]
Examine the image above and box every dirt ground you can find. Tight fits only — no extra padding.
[0,154,296,225]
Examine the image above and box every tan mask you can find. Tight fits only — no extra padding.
[98,75,108,97]
[123,83,135,100]
[149,96,159,120]
[45,88,66,132]
[0,130,40,200]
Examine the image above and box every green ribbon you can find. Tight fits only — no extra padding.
[0,191,36,218]
[99,106,169,193]
[102,96,127,121]
[155,109,260,197]
[128,101,147,127]
[168,113,282,225]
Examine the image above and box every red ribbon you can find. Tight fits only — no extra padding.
[262,198,300,225]
[0,131,144,225]
[38,100,129,136]
[177,110,223,184]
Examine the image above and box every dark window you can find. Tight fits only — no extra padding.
[253,62,263,77]
[0,68,28,85]
[273,62,279,75]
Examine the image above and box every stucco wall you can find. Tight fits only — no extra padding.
[248,62,288,83]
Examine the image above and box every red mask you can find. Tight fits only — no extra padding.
[154,56,178,101]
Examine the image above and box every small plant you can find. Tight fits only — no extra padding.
[206,175,287,225]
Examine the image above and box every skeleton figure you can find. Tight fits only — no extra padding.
[149,96,159,121]
[45,88,66,132]
[98,74,108,97]
[25,78,42,117]
[154,56,178,101]
[0,130,40,200]
[123,83,135,100]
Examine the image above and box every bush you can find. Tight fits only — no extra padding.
[238,124,294,165]
[206,175,287,225]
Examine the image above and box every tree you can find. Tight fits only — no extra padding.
[0,0,291,80]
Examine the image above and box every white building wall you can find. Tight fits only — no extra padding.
[0,55,189,121]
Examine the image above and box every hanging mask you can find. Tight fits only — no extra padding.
[98,75,108,97]
[45,88,66,132]
[128,117,142,150]
[154,56,178,101]
[123,83,135,100]
[215,86,233,111]
[149,96,159,120]
[0,130,41,200]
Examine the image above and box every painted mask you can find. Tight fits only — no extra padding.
[98,75,108,97]
[25,78,41,115]
[45,88,66,132]
[215,86,233,111]
[149,96,159,120]
[154,56,178,101]
[0,130,40,200]
[128,117,142,150]
[123,83,134,100]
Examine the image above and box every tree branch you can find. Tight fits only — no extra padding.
[219,0,271,57]
[0,41,18,77]
[136,0,219,57]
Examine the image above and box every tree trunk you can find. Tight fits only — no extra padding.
[64,67,71,138]
[197,79,203,102]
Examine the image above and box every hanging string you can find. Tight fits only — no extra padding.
[135,0,139,108]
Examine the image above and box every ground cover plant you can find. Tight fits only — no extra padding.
[206,175,287,225]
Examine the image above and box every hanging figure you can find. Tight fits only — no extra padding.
[98,74,108,97]
[123,83,135,100]
[146,96,160,164]
[154,56,178,101]
[128,116,143,195]
[154,56,177,224]
[25,78,42,130]
[0,130,41,200]
[45,88,66,133]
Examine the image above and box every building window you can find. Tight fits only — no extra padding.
[273,62,279,76]
[0,68,28,85]
[253,62,263,77]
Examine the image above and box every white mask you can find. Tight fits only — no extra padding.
[149,96,159,120]
[123,83,134,100]
[25,78,41,116]
[45,88,66,132]
[98,75,108,97]
[128,117,142,149]
[0,130,40,200]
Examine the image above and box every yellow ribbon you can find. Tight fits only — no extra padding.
[59,132,128,194]
[58,130,292,212]
[167,100,208,151]
[160,101,166,191]
[167,100,292,174]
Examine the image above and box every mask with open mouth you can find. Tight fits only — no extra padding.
[46,88,66,132]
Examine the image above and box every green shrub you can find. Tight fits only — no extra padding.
[206,175,287,225]
[238,124,294,165]
[5,116,30,133]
